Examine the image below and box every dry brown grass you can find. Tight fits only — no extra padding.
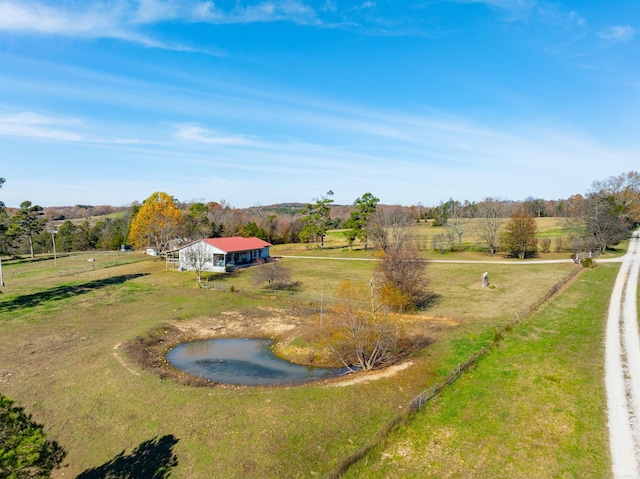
[0,248,581,478]
[277,217,580,259]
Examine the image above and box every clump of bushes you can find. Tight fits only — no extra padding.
[581,257,595,268]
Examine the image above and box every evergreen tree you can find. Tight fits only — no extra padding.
[0,394,66,478]
[299,191,334,249]
[8,201,46,259]
[344,192,379,249]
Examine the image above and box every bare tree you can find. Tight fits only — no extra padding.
[326,309,400,371]
[523,197,547,217]
[446,201,467,248]
[323,280,430,370]
[432,232,454,254]
[367,206,414,251]
[324,280,399,371]
[374,241,431,311]
[590,170,640,225]
[540,237,551,253]
[208,199,246,237]
[476,197,505,255]
[182,242,211,286]
[250,260,292,289]
[579,194,629,251]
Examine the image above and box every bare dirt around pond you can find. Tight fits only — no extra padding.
[121,306,460,388]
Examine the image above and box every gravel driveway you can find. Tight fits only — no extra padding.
[606,230,640,478]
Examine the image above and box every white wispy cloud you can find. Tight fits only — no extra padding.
[0,111,142,145]
[0,0,321,44]
[174,123,261,146]
[321,0,337,13]
[598,25,636,43]
[0,112,84,141]
[451,0,586,28]
[0,0,422,44]
[450,0,536,21]
[2,100,636,207]
[358,1,376,9]
[0,0,187,50]
[221,1,319,24]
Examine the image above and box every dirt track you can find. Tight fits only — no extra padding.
[605,230,640,478]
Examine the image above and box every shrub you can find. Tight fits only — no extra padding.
[0,394,66,478]
[374,242,431,312]
[582,257,595,268]
[540,237,551,253]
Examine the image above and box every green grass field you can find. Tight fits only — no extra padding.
[0,242,616,478]
[342,264,617,478]
[275,217,626,262]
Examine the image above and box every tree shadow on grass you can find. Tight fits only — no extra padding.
[76,435,179,479]
[0,274,147,312]
[417,292,442,310]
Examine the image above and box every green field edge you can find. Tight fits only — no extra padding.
[338,264,616,479]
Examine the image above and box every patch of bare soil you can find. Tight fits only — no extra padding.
[122,308,460,388]
[122,307,305,387]
[329,361,415,387]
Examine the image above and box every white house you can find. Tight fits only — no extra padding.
[177,237,272,273]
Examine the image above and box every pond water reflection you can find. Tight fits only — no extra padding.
[166,338,347,386]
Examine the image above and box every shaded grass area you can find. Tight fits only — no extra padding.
[0,256,586,478]
[0,274,147,312]
[0,251,151,286]
[77,435,179,479]
[341,264,617,479]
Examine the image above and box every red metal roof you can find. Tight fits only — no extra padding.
[201,237,272,253]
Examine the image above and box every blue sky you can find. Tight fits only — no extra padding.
[0,0,638,208]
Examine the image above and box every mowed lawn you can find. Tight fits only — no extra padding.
[0,250,591,478]
[342,264,618,479]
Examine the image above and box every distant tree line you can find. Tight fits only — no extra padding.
[0,171,637,258]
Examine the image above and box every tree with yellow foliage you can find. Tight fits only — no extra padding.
[128,192,183,252]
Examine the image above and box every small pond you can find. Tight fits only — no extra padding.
[166,338,347,386]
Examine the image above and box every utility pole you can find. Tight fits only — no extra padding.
[51,230,57,267]
[370,278,375,313]
[320,283,324,328]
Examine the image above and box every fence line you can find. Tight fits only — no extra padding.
[329,264,583,479]
[1,255,150,287]
[203,284,376,312]
[408,264,582,413]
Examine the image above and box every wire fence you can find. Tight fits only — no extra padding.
[514,265,582,321]
[2,252,150,287]
[408,264,582,412]
[201,282,376,312]
[329,264,584,479]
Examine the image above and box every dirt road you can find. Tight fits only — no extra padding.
[606,230,640,478]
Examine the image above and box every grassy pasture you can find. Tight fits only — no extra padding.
[341,264,617,478]
[276,217,615,262]
[0,250,590,478]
